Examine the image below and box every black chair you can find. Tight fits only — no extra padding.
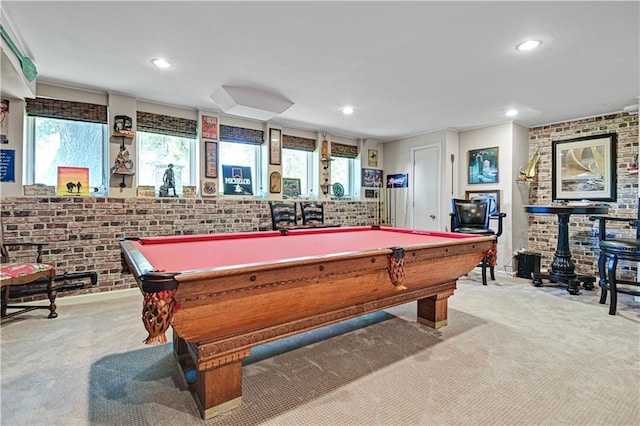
[268,201,297,230]
[589,201,640,315]
[450,198,506,285]
[300,202,324,225]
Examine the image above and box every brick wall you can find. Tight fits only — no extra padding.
[528,112,639,277]
[1,198,375,302]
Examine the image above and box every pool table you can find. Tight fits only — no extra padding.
[120,225,495,419]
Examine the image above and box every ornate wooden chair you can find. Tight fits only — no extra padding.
[450,198,505,285]
[1,218,57,319]
[268,201,298,230]
[589,201,640,315]
[300,202,324,225]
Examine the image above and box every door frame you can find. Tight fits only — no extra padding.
[411,143,441,230]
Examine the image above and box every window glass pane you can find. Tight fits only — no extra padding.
[282,148,309,195]
[219,142,258,194]
[32,117,106,192]
[331,157,352,196]
[137,131,195,194]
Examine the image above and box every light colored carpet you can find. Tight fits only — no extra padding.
[1,272,638,425]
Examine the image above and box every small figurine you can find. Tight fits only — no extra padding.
[159,163,177,197]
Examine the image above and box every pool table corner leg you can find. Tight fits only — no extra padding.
[195,349,251,419]
[416,288,455,329]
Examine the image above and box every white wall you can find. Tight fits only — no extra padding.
[458,123,517,271]
[511,122,531,254]
[383,129,450,229]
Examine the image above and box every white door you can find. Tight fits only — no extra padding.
[412,144,441,230]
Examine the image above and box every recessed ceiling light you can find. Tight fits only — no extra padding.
[516,40,541,51]
[506,109,519,117]
[151,58,172,68]
[342,106,354,115]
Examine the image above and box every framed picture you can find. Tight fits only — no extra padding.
[282,177,300,198]
[552,133,617,201]
[182,186,197,198]
[368,149,378,167]
[468,147,499,184]
[136,185,156,197]
[269,128,282,165]
[1,99,9,144]
[465,190,500,216]
[205,141,218,178]
[270,171,281,193]
[362,168,383,188]
[201,115,218,140]
[56,166,89,196]
[364,189,378,198]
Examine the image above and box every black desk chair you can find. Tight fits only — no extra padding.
[300,202,324,225]
[450,198,506,285]
[589,201,640,315]
[269,201,298,230]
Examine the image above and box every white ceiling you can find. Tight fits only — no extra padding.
[2,1,639,142]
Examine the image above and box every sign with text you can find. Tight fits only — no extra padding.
[0,149,15,182]
[222,165,253,195]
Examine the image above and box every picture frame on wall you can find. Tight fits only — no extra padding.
[468,147,499,184]
[205,141,218,178]
[552,133,617,201]
[465,190,500,216]
[282,177,300,198]
[269,128,282,165]
[362,168,383,188]
[368,149,378,167]
[270,171,281,193]
[201,115,218,140]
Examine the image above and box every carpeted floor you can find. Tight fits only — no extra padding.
[1,271,639,425]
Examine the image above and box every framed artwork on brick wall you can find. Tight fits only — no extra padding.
[552,133,617,201]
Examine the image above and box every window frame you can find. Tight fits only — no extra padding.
[24,115,109,195]
[135,130,198,195]
[217,140,264,196]
[282,147,314,197]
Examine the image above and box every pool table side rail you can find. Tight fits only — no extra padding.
[166,237,494,343]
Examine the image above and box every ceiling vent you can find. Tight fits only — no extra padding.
[210,85,294,121]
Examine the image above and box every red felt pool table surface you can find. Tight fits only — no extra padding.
[130,226,478,273]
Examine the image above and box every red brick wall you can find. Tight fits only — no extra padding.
[528,112,639,277]
[1,198,375,302]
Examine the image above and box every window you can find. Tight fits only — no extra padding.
[331,156,355,197]
[26,116,108,194]
[136,132,196,195]
[218,141,262,195]
[282,148,312,196]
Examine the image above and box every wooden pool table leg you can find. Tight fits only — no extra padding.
[416,288,455,329]
[195,348,251,419]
